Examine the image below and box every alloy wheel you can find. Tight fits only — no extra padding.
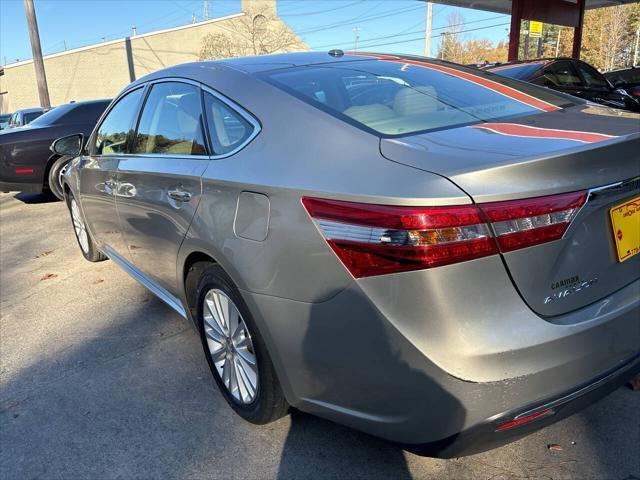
[203,289,259,404]
[70,198,89,254]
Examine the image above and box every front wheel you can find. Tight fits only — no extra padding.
[195,263,288,424]
[67,192,106,262]
[48,156,72,201]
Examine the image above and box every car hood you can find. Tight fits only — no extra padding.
[380,104,640,203]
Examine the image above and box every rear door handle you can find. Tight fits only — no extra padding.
[167,189,192,202]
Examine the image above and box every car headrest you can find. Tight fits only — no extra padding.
[176,93,200,135]
[393,86,439,116]
[343,104,396,125]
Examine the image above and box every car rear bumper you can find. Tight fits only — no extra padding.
[402,352,640,457]
[0,181,42,193]
[239,254,639,456]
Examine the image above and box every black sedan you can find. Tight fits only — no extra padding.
[483,58,640,112]
[0,99,110,199]
[604,66,640,99]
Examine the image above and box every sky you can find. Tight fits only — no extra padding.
[0,0,511,66]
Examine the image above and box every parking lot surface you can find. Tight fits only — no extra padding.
[1,191,638,480]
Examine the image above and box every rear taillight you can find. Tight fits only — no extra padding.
[301,198,497,278]
[302,191,587,278]
[479,191,587,252]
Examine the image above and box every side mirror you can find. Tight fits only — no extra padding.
[50,133,84,157]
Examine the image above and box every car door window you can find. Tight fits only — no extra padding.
[203,92,255,155]
[575,62,609,89]
[133,82,207,156]
[548,61,583,87]
[94,88,144,155]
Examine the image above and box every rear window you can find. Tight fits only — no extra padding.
[260,58,577,137]
[485,63,544,80]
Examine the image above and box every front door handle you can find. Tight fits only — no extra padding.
[167,189,192,203]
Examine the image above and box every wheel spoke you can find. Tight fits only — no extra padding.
[208,343,226,363]
[204,326,225,344]
[234,356,252,402]
[236,354,258,394]
[206,296,226,336]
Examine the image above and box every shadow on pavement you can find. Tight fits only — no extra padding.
[13,191,59,204]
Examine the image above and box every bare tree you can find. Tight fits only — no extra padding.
[199,8,303,60]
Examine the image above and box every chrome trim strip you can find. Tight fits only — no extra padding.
[102,245,187,318]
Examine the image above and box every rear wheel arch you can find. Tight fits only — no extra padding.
[43,153,61,188]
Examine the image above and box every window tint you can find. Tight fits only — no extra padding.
[23,111,43,124]
[262,60,577,137]
[133,82,207,156]
[575,61,608,89]
[203,92,254,155]
[548,61,583,87]
[486,63,544,80]
[94,88,143,155]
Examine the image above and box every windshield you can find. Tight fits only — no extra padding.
[261,57,578,137]
[485,62,545,80]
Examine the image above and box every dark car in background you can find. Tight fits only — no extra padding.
[0,99,110,199]
[0,113,11,131]
[6,107,47,128]
[604,66,640,99]
[483,58,640,112]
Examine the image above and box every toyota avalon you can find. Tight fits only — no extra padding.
[53,51,640,457]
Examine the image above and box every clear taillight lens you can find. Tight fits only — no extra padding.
[479,191,587,252]
[302,191,587,278]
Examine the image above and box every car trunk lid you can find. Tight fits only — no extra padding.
[380,105,640,317]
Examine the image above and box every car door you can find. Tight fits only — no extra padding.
[79,87,145,259]
[115,79,210,295]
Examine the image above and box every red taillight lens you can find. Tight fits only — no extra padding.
[302,197,498,278]
[479,191,587,252]
[303,191,587,278]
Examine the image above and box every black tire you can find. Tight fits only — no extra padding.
[66,192,107,262]
[193,262,288,424]
[47,155,73,201]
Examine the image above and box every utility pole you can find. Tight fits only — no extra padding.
[634,26,639,67]
[63,40,67,51]
[204,0,209,20]
[353,27,361,51]
[440,32,446,59]
[23,0,50,109]
[424,2,433,57]
[555,27,562,57]
[132,25,137,36]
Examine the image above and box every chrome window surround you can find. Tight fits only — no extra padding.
[90,77,261,161]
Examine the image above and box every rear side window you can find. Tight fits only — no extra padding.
[261,59,578,137]
[94,88,144,155]
[23,111,43,124]
[203,92,254,155]
[133,82,207,156]
[548,61,583,87]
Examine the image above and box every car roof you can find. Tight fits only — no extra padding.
[15,107,45,114]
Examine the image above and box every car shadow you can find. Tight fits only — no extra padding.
[13,191,59,204]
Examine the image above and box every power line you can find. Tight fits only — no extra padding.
[282,0,367,17]
[297,4,422,35]
[309,15,508,50]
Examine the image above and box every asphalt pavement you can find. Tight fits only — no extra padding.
[1,191,638,480]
